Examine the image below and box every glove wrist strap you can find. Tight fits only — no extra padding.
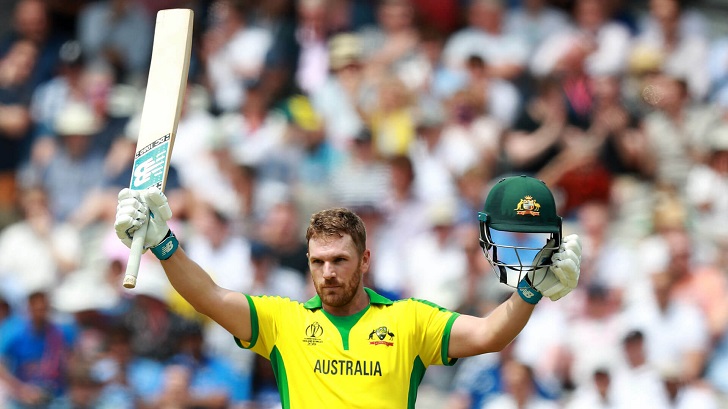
[517,276,542,304]
[150,230,179,260]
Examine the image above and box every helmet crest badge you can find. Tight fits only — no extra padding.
[515,196,541,216]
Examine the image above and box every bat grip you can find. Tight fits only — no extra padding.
[123,219,149,289]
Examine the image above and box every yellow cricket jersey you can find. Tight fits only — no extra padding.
[235,288,460,408]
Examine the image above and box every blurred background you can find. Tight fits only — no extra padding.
[1,0,728,408]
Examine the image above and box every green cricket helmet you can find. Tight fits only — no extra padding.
[478,175,562,286]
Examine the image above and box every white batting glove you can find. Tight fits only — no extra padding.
[528,234,582,301]
[114,187,172,250]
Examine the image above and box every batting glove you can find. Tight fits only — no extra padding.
[114,187,172,250]
[527,234,582,301]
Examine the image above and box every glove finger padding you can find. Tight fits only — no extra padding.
[144,187,172,221]
[139,187,173,249]
[114,189,149,248]
[550,258,579,288]
[550,234,582,290]
[527,238,561,296]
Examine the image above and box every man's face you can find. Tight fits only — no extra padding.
[308,234,369,308]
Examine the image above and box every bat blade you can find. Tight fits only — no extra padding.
[123,8,193,289]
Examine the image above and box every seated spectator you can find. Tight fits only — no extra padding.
[0,290,71,406]
[77,0,154,83]
[630,0,710,101]
[530,0,632,78]
[201,0,272,113]
[481,360,560,409]
[161,323,251,408]
[0,186,81,298]
[442,0,529,81]
[610,329,670,408]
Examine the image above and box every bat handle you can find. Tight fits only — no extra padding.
[123,219,150,289]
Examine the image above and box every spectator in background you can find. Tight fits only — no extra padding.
[358,0,420,85]
[77,0,153,84]
[441,86,502,176]
[179,200,254,318]
[29,40,90,135]
[685,124,728,262]
[500,76,567,176]
[293,0,333,94]
[610,329,670,408]
[91,324,166,408]
[118,270,192,362]
[310,32,369,149]
[464,54,520,128]
[249,241,308,301]
[201,0,272,113]
[531,0,631,79]
[660,363,721,409]
[572,201,635,301]
[409,101,459,202]
[28,102,106,222]
[482,360,560,409]
[253,0,300,106]
[564,368,615,409]
[656,228,728,344]
[255,200,310,279]
[561,284,625,391]
[218,80,288,181]
[707,318,728,396]
[640,72,719,192]
[0,38,37,228]
[0,186,81,300]
[504,0,569,55]
[446,341,557,409]
[403,199,466,311]
[330,127,391,209]
[278,94,344,214]
[404,26,468,103]
[163,323,251,409]
[48,361,116,409]
[0,290,70,407]
[443,0,529,82]
[0,0,67,92]
[370,155,429,299]
[623,270,710,384]
[367,74,417,158]
[589,75,655,180]
[630,0,710,101]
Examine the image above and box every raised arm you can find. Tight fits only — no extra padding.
[115,187,252,342]
[448,234,582,358]
[448,293,534,358]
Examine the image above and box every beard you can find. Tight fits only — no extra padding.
[314,262,363,308]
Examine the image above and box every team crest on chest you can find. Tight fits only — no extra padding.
[304,321,324,346]
[368,326,395,347]
[515,195,541,216]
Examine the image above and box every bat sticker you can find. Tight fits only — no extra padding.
[130,133,172,191]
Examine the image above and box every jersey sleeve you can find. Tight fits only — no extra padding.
[410,299,460,367]
[234,294,291,358]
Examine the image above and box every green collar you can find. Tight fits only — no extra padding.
[303,287,393,310]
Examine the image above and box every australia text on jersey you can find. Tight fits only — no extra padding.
[313,359,382,376]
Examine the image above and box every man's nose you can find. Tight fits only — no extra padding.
[322,262,336,279]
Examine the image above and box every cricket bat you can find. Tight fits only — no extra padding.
[123,9,194,289]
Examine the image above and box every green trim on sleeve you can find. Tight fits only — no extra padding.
[270,346,290,409]
[407,356,427,409]
[441,312,460,366]
[234,294,259,349]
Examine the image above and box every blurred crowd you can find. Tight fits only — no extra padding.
[1,0,728,407]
